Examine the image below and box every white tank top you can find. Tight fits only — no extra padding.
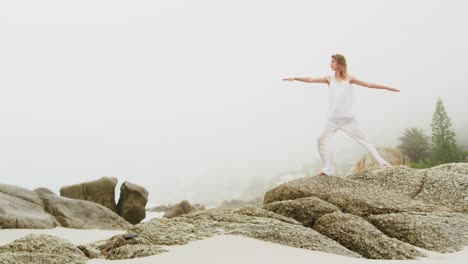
[327,75,356,118]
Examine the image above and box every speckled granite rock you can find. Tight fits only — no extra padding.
[347,165,426,197]
[129,206,361,258]
[313,212,426,260]
[0,234,88,264]
[348,163,468,213]
[264,175,449,216]
[368,212,468,253]
[263,197,341,227]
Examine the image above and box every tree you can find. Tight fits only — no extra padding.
[429,97,462,165]
[397,128,431,163]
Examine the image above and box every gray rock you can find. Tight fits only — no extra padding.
[131,206,361,258]
[60,176,118,212]
[348,165,426,197]
[430,163,468,175]
[263,197,341,227]
[117,181,149,224]
[0,234,88,264]
[264,175,449,216]
[86,232,166,260]
[415,169,468,213]
[0,184,58,229]
[313,212,425,260]
[369,212,468,253]
[38,191,132,230]
[348,164,468,213]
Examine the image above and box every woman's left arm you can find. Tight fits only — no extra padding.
[349,76,400,92]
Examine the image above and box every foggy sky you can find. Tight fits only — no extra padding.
[1,0,467,206]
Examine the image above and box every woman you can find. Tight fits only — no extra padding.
[283,54,400,176]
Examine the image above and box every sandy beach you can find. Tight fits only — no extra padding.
[1,227,467,264]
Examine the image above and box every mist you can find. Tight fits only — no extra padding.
[1,0,467,206]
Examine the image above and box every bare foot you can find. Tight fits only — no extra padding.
[382,163,392,167]
[316,171,327,176]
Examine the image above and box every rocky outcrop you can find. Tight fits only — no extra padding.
[262,162,468,259]
[347,147,410,175]
[0,234,88,264]
[0,183,131,230]
[0,184,58,228]
[60,177,118,212]
[348,164,468,213]
[117,181,149,224]
[128,206,360,257]
[263,175,448,216]
[263,197,341,227]
[368,212,468,253]
[313,212,425,259]
[37,190,132,230]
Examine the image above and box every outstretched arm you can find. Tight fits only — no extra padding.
[349,76,400,92]
[282,76,329,84]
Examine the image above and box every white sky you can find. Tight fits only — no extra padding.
[1,0,467,205]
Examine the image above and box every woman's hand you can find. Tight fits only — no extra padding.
[282,77,296,81]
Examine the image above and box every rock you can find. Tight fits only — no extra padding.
[313,212,425,259]
[217,197,263,209]
[163,200,195,218]
[263,197,341,227]
[60,176,118,212]
[0,184,58,229]
[86,233,166,260]
[264,175,449,217]
[414,168,468,213]
[368,212,468,253]
[348,165,426,197]
[347,147,410,175]
[117,181,149,224]
[348,163,468,213]
[430,163,468,175]
[130,206,360,258]
[0,234,88,264]
[37,190,132,230]
[33,188,56,196]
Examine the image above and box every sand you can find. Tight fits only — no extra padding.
[1,227,467,264]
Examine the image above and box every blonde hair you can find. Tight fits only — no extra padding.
[331,54,348,79]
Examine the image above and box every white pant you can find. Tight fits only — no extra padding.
[317,116,390,176]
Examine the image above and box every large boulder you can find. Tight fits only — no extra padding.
[264,175,449,216]
[313,212,425,259]
[60,176,118,212]
[368,212,468,253]
[0,234,88,264]
[0,184,58,229]
[263,197,341,227]
[117,181,149,224]
[37,190,132,230]
[348,163,468,213]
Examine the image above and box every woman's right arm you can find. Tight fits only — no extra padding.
[282,77,329,84]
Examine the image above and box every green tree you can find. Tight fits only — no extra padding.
[397,127,431,163]
[429,97,462,165]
